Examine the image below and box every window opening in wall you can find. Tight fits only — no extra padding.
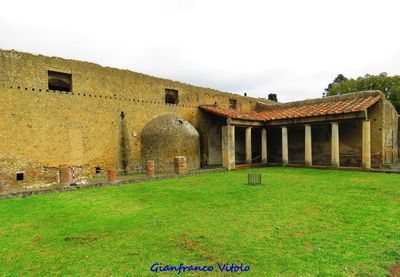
[95,167,101,174]
[165,89,178,104]
[16,172,24,181]
[229,99,237,109]
[48,70,72,92]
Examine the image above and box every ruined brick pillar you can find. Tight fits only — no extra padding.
[305,124,312,166]
[281,126,288,166]
[107,169,117,182]
[146,160,155,177]
[59,165,71,187]
[174,156,188,175]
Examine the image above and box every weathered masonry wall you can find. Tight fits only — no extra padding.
[383,100,399,163]
[0,49,271,188]
[368,101,384,166]
[0,85,199,186]
[0,50,262,110]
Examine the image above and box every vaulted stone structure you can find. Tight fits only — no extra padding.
[141,114,200,172]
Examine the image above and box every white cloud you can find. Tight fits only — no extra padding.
[1,0,399,102]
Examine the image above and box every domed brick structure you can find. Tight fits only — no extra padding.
[141,114,200,172]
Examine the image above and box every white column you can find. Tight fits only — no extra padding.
[282,126,288,166]
[362,120,371,169]
[222,125,235,170]
[305,124,312,166]
[245,127,252,164]
[331,122,340,167]
[261,128,267,164]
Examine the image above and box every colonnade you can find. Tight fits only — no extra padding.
[221,120,371,170]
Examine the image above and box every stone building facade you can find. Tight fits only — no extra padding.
[0,49,272,190]
[0,49,398,191]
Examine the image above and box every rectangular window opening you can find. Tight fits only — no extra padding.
[48,70,72,92]
[229,99,237,109]
[16,172,24,181]
[165,89,179,104]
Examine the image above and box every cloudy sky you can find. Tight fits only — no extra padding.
[1,0,399,102]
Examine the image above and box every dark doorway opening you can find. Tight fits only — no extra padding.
[235,127,246,164]
[267,127,282,163]
[312,123,331,166]
[251,128,262,163]
[288,126,305,165]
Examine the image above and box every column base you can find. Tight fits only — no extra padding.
[362,163,371,169]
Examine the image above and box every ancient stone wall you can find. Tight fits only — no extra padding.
[383,100,399,163]
[0,50,263,110]
[0,49,269,188]
[368,101,384,166]
[1,49,397,190]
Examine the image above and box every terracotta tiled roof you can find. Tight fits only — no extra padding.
[199,105,266,121]
[199,92,382,122]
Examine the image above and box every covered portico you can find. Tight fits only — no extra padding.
[200,91,382,171]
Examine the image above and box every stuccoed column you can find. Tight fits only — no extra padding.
[305,124,312,166]
[281,126,288,166]
[331,122,340,167]
[362,120,371,169]
[261,128,267,164]
[222,125,235,170]
[245,127,252,164]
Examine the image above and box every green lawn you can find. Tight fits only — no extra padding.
[0,168,399,276]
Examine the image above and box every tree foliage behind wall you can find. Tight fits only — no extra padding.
[324,73,400,113]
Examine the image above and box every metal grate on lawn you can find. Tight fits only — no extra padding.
[248,172,262,185]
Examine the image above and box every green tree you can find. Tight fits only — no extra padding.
[324,73,400,113]
[323,74,347,97]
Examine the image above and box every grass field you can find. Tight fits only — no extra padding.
[0,168,399,276]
